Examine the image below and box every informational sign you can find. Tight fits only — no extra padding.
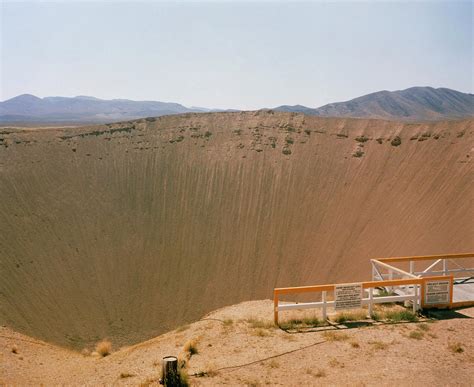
[424,280,451,305]
[335,283,362,311]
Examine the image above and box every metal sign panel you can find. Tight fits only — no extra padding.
[424,280,450,305]
[335,283,362,311]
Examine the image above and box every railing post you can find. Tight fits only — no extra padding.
[409,260,414,275]
[274,290,279,325]
[322,291,327,321]
[413,284,418,312]
[368,287,373,317]
[389,269,393,293]
[443,259,447,276]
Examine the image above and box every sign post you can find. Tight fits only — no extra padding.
[424,279,451,306]
[335,283,362,311]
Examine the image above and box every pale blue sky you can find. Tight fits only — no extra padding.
[1,1,472,109]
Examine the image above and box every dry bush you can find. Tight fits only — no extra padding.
[268,360,279,368]
[369,341,388,350]
[448,342,464,353]
[95,340,112,357]
[350,341,360,348]
[11,344,18,354]
[408,330,424,340]
[323,331,350,342]
[253,328,271,337]
[246,318,274,330]
[223,318,233,326]
[183,338,198,358]
[120,372,135,379]
[417,323,430,331]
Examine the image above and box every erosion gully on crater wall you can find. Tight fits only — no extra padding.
[0,111,472,350]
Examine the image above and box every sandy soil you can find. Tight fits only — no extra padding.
[1,300,473,386]
[0,112,472,350]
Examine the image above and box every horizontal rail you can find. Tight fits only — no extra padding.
[277,294,418,312]
[274,278,424,296]
[375,252,473,263]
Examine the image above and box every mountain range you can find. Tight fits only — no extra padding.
[0,87,472,124]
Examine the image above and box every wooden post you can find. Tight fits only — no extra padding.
[322,291,327,321]
[368,287,373,317]
[161,356,178,386]
[274,290,279,325]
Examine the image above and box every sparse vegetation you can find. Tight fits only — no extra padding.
[95,340,112,357]
[286,137,294,145]
[323,331,350,341]
[184,338,198,358]
[332,309,367,323]
[384,309,418,323]
[369,341,388,350]
[391,136,402,146]
[350,341,360,348]
[246,318,274,330]
[304,129,311,135]
[268,360,279,368]
[120,372,135,379]
[457,131,465,138]
[355,135,369,143]
[337,133,348,138]
[353,149,364,158]
[282,147,292,155]
[376,138,384,144]
[11,344,18,354]
[204,131,213,138]
[408,330,424,340]
[448,342,464,353]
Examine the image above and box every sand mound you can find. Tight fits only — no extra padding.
[0,112,472,349]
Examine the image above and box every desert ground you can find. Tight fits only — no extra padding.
[0,112,472,353]
[1,300,473,386]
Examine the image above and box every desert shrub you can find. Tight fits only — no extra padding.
[457,131,465,138]
[376,138,384,144]
[448,342,464,353]
[11,344,18,354]
[246,318,274,329]
[145,117,156,122]
[223,318,233,326]
[410,135,418,140]
[408,330,424,340]
[337,133,348,138]
[391,136,402,146]
[286,137,294,145]
[120,372,135,379]
[352,149,364,158]
[369,341,388,350]
[304,129,311,135]
[417,323,430,331]
[421,132,431,138]
[282,147,292,155]
[355,135,369,143]
[95,340,112,357]
[183,339,198,358]
[323,331,350,341]
[204,131,212,138]
[350,341,360,348]
[233,129,242,135]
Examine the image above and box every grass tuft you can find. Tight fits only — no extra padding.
[408,330,424,340]
[448,342,464,353]
[95,340,112,357]
[184,339,199,358]
[323,331,350,342]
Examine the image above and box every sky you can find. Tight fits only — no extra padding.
[0,1,472,110]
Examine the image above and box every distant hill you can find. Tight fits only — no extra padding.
[1,87,472,124]
[275,87,474,121]
[0,94,203,124]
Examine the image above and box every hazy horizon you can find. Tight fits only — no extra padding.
[1,1,472,109]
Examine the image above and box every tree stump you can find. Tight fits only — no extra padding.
[161,356,178,386]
